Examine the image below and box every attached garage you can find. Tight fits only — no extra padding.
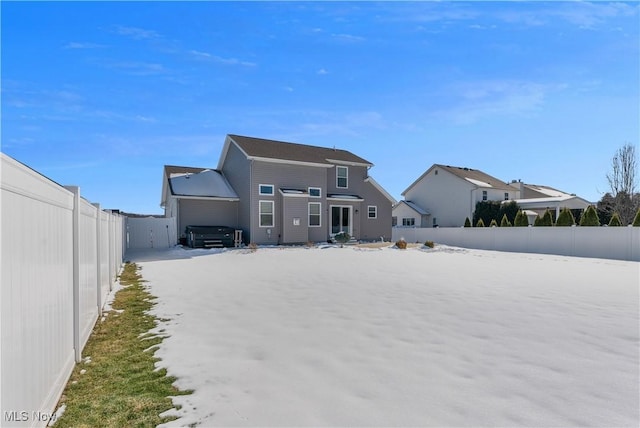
[161,166,240,245]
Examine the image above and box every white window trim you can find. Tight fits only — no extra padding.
[482,190,488,201]
[308,202,322,227]
[336,166,348,189]
[308,187,322,198]
[402,218,415,226]
[259,184,274,196]
[367,205,377,219]
[259,200,274,227]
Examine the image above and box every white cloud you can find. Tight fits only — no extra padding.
[188,50,256,67]
[331,33,365,43]
[63,42,107,49]
[433,80,567,125]
[114,25,161,40]
[317,68,329,75]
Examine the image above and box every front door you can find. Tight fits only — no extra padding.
[331,205,351,236]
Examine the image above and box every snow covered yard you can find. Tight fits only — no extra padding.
[127,245,639,427]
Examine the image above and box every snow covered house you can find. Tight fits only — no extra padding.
[161,134,395,245]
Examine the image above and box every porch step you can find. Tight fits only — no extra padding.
[203,239,224,248]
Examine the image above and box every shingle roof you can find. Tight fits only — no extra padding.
[436,164,514,191]
[228,134,372,166]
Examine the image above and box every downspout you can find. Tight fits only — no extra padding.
[470,188,475,224]
[250,159,254,244]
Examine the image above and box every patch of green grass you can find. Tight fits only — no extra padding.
[54,263,192,428]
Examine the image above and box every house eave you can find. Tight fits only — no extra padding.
[326,158,373,168]
[248,156,334,168]
[171,194,240,202]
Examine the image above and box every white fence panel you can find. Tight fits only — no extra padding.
[1,155,75,427]
[126,216,177,249]
[392,226,640,261]
[78,197,99,351]
[1,153,125,427]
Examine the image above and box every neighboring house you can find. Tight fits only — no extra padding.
[395,164,519,227]
[394,164,592,227]
[392,200,430,228]
[162,134,395,245]
[505,181,591,220]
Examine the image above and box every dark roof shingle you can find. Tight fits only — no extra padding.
[229,134,372,166]
[437,164,513,191]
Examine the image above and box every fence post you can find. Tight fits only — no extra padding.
[65,186,82,363]
[93,203,103,316]
[106,210,114,291]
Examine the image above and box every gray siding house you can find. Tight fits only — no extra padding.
[162,134,395,245]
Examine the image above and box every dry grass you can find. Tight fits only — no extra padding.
[52,263,191,428]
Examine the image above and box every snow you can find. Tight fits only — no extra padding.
[465,177,493,187]
[127,245,639,427]
[169,169,238,199]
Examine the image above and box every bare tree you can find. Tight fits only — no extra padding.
[606,143,639,225]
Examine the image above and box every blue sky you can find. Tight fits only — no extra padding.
[2,1,638,214]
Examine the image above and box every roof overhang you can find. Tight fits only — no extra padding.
[247,156,333,168]
[364,176,397,205]
[505,196,591,210]
[327,194,364,202]
[326,158,373,168]
[279,188,310,198]
[170,195,239,202]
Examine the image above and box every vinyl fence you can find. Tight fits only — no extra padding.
[393,225,640,261]
[1,153,125,427]
[126,216,177,249]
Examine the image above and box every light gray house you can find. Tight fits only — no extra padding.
[162,134,395,245]
[395,164,519,227]
[394,164,591,227]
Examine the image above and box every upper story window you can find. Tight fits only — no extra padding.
[259,184,274,195]
[336,166,348,188]
[368,205,377,219]
[482,190,488,201]
[309,187,321,198]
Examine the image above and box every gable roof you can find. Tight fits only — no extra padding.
[522,184,573,199]
[394,200,430,216]
[219,134,373,168]
[403,163,514,195]
[436,164,513,191]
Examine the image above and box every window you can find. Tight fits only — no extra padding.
[368,205,377,219]
[309,187,321,198]
[392,216,397,226]
[259,184,274,195]
[482,190,488,201]
[309,202,321,227]
[433,217,437,227]
[402,218,415,226]
[259,200,274,227]
[336,166,348,188]
[504,192,509,201]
